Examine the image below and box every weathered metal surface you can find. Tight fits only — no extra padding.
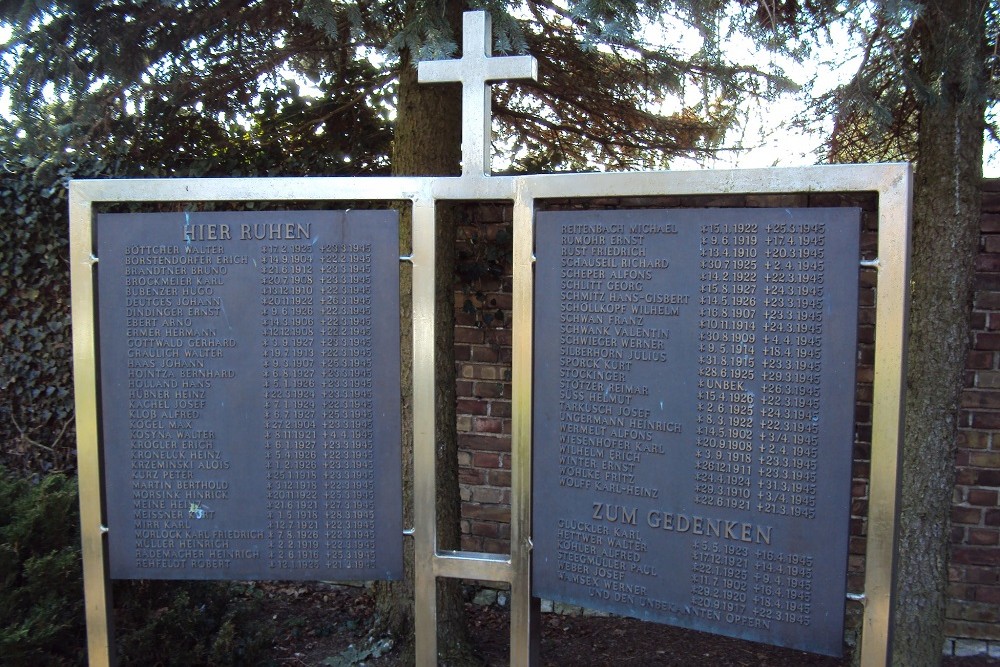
[532,207,860,656]
[96,210,402,581]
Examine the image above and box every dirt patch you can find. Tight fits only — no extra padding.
[258,583,998,666]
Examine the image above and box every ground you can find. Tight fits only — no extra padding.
[257,583,999,666]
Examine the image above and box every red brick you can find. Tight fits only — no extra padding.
[968,488,999,506]
[969,450,1000,467]
[953,506,983,525]
[948,584,976,601]
[472,452,503,469]
[970,411,1000,430]
[462,502,510,523]
[470,486,507,504]
[985,236,1000,254]
[482,538,510,554]
[969,528,1000,546]
[474,417,505,434]
[489,329,513,346]
[488,469,511,487]
[976,275,1000,292]
[967,350,995,370]
[961,391,1000,409]
[982,212,1000,232]
[459,469,486,485]
[976,254,1000,272]
[958,600,1000,623]
[454,310,478,327]
[966,565,1000,585]
[459,433,510,453]
[978,469,1000,485]
[457,398,488,416]
[977,586,1000,605]
[944,619,1000,640]
[952,546,1000,566]
[470,520,501,537]
[956,468,980,485]
[455,327,485,344]
[985,509,1000,526]
[859,268,877,289]
[472,381,505,398]
[970,310,989,330]
[975,332,1000,350]
[470,345,500,363]
[489,400,512,418]
[976,371,1000,388]
[957,429,991,449]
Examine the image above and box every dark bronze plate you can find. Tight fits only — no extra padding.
[532,208,860,656]
[97,210,402,581]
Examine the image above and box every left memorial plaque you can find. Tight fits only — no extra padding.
[97,210,402,581]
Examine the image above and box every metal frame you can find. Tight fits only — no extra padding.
[71,163,909,667]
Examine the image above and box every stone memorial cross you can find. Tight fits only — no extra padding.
[418,11,537,177]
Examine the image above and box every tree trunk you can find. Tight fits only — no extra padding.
[893,1,985,664]
[372,1,475,662]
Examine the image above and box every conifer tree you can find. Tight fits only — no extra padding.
[790,1,995,662]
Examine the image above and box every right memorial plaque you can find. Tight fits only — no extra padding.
[532,208,860,656]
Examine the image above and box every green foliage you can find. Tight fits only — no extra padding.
[456,224,511,329]
[113,580,273,667]
[0,157,106,476]
[0,0,796,173]
[0,468,85,665]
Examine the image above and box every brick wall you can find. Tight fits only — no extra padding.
[455,205,514,554]
[948,179,1000,651]
[452,190,998,649]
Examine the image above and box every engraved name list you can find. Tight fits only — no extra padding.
[532,207,860,656]
[97,210,402,581]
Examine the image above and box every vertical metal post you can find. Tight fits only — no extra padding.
[510,188,540,665]
[69,186,114,667]
[411,197,439,665]
[860,166,912,666]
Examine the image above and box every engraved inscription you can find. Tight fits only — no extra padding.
[99,210,402,581]
[534,208,859,657]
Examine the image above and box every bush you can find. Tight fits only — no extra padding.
[0,469,85,665]
[0,157,101,477]
[114,580,273,667]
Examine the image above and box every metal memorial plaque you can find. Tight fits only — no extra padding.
[97,210,402,581]
[532,208,860,656]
